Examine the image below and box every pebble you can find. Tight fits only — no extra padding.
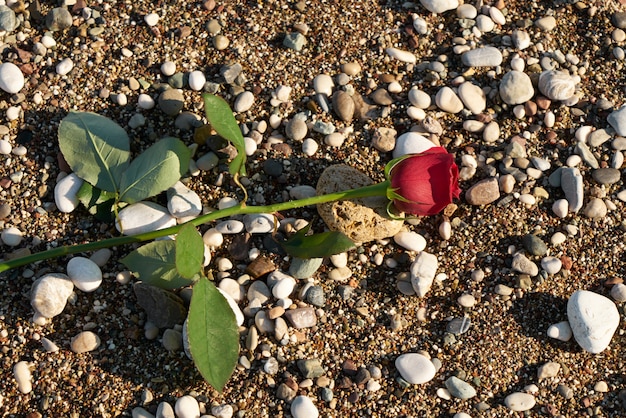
[410,251,438,297]
[290,395,319,418]
[132,407,155,418]
[286,118,308,141]
[313,74,333,96]
[583,198,607,219]
[465,177,500,205]
[445,376,477,399]
[541,256,562,275]
[394,231,427,252]
[0,5,17,32]
[392,132,435,158]
[272,275,296,299]
[483,121,500,143]
[607,105,626,136]
[535,15,557,31]
[537,362,560,380]
[592,168,621,185]
[408,88,431,108]
[0,62,25,94]
[560,167,584,213]
[305,285,326,307]
[56,58,74,76]
[419,0,459,14]
[212,404,234,418]
[456,4,477,18]
[31,273,74,318]
[167,181,202,219]
[158,89,185,116]
[567,290,620,353]
[115,201,176,235]
[385,47,416,63]
[457,81,486,114]
[41,337,59,353]
[243,213,274,234]
[67,257,103,292]
[284,307,317,329]
[325,132,345,147]
[144,13,159,27]
[522,234,547,256]
[547,321,573,341]
[457,294,476,308]
[461,46,503,67]
[156,402,175,418]
[283,32,306,51]
[499,70,534,105]
[435,86,464,113]
[511,252,538,276]
[46,7,73,31]
[13,361,32,394]
[70,331,101,354]
[302,138,318,155]
[0,139,11,154]
[234,91,254,112]
[504,392,536,411]
[611,283,626,302]
[138,94,156,110]
[188,71,206,91]
[175,395,200,418]
[371,127,397,152]
[395,353,436,384]
[216,220,244,234]
[1,226,23,246]
[538,70,576,101]
[447,317,471,334]
[333,90,355,123]
[162,329,182,351]
[289,257,323,279]
[161,61,176,76]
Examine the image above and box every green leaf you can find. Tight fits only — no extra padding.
[118,137,191,204]
[202,93,246,177]
[188,274,239,392]
[279,224,355,258]
[76,181,119,222]
[58,111,131,193]
[120,240,196,289]
[176,224,204,279]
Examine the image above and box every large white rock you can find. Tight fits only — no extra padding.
[419,0,459,14]
[54,173,84,213]
[395,353,437,384]
[567,290,620,353]
[30,273,74,318]
[410,251,438,297]
[67,256,103,292]
[392,132,436,158]
[116,201,177,235]
[291,395,319,418]
[167,181,202,219]
[0,62,25,94]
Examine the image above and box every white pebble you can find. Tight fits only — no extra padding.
[302,138,318,156]
[0,139,11,154]
[175,395,200,418]
[312,74,333,96]
[547,320,572,342]
[330,252,348,268]
[203,228,224,248]
[290,396,319,418]
[161,61,176,76]
[541,256,562,275]
[552,199,569,218]
[144,13,159,27]
[234,91,254,112]
[386,47,417,63]
[324,132,345,147]
[550,232,566,245]
[188,70,206,91]
[0,62,25,94]
[6,106,20,121]
[67,256,103,292]
[457,294,476,308]
[395,353,436,384]
[610,283,626,302]
[13,361,32,394]
[137,93,155,109]
[1,226,23,246]
[394,231,426,252]
[56,58,74,75]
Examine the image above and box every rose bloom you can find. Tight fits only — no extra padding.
[388,147,461,216]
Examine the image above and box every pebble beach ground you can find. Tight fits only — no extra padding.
[1,0,626,417]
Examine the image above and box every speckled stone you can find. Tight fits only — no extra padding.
[465,177,500,205]
[316,165,402,243]
[538,70,576,101]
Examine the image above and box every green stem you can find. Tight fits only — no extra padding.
[0,181,390,273]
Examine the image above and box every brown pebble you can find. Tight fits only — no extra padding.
[245,255,276,279]
[370,88,393,105]
[268,306,285,319]
[525,100,538,116]
[560,255,573,270]
[342,359,358,376]
[332,90,355,123]
[536,95,551,109]
[0,203,11,219]
[465,178,500,205]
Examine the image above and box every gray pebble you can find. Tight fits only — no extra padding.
[158,89,184,116]
[283,32,307,51]
[168,72,185,89]
[263,159,283,177]
[588,129,612,147]
[289,257,323,279]
[320,387,334,402]
[297,358,325,378]
[574,142,599,168]
[592,168,621,185]
[220,63,242,84]
[276,383,296,401]
[162,329,182,351]
[312,120,335,135]
[561,167,584,213]
[557,384,574,399]
[284,307,317,329]
[522,234,548,256]
[305,285,326,307]
[461,46,503,67]
[46,7,72,31]
[0,5,17,32]
[445,376,477,399]
[285,118,307,141]
[447,317,471,335]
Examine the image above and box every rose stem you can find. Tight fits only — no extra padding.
[0,181,390,273]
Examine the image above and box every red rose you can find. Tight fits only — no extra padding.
[388,148,461,216]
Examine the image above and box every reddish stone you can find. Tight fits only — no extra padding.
[560,255,573,270]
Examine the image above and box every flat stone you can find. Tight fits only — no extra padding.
[499,70,534,105]
[395,353,436,384]
[511,252,538,276]
[289,257,323,279]
[592,168,621,185]
[46,7,72,31]
[67,256,102,292]
[316,165,402,243]
[445,376,477,399]
[574,142,599,168]
[608,105,626,136]
[465,177,500,205]
[371,127,397,152]
[504,392,536,411]
[567,290,620,353]
[538,70,576,101]
[394,231,427,252]
[560,167,584,213]
[385,47,416,63]
[461,46,503,67]
[419,0,459,14]
[31,273,74,318]
[588,129,612,147]
[70,331,101,354]
[116,201,177,235]
[284,307,317,329]
[410,251,438,297]
[243,213,275,234]
[133,282,187,328]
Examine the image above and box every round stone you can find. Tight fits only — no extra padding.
[0,62,25,94]
[538,70,576,101]
[435,86,464,113]
[54,172,84,213]
[499,70,534,105]
[392,132,435,158]
[541,256,562,275]
[393,231,427,252]
[419,0,459,14]
[0,6,17,32]
[234,91,254,112]
[31,273,74,318]
[395,353,436,384]
[1,226,23,246]
[504,392,536,412]
[285,118,307,141]
[592,168,621,185]
[188,70,206,91]
[465,178,500,205]
[56,58,74,75]
[158,89,185,116]
[290,396,319,418]
[175,395,200,418]
[461,46,503,67]
[67,257,103,293]
[46,7,73,31]
[70,331,101,354]
[610,283,626,302]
